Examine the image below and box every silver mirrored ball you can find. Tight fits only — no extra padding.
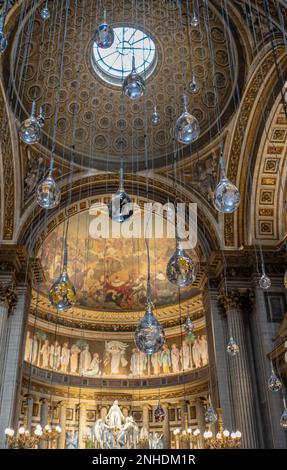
[134,303,165,355]
[36,175,61,209]
[213,177,240,213]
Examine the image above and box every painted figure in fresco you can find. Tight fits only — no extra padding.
[60,342,70,373]
[180,339,190,370]
[139,351,147,375]
[159,344,171,374]
[151,352,160,375]
[192,337,201,368]
[198,335,208,365]
[83,352,101,377]
[105,341,128,375]
[79,344,92,374]
[130,348,140,376]
[66,430,78,449]
[40,339,50,368]
[49,341,61,370]
[171,343,180,373]
[25,331,33,362]
[70,344,81,374]
[106,400,125,428]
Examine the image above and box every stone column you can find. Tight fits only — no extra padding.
[26,395,34,432]
[58,401,67,449]
[78,403,87,449]
[39,398,49,449]
[195,398,205,449]
[221,290,259,448]
[162,404,170,449]
[180,401,190,449]
[142,404,149,431]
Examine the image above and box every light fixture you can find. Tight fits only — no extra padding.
[154,400,165,422]
[151,105,161,126]
[123,55,145,100]
[190,10,199,28]
[40,1,50,21]
[189,74,199,94]
[36,170,61,209]
[175,94,200,144]
[0,14,7,53]
[268,363,282,392]
[19,101,45,145]
[5,422,61,449]
[166,239,196,287]
[108,161,133,223]
[226,337,239,356]
[49,238,76,311]
[94,8,114,49]
[205,397,218,424]
[213,148,240,213]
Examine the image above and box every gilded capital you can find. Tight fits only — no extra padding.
[218,289,254,315]
[0,282,18,313]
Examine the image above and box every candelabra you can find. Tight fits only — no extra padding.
[173,427,201,449]
[5,423,62,449]
[203,412,241,449]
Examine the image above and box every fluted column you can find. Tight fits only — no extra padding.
[39,398,49,449]
[195,398,205,449]
[142,404,149,431]
[162,404,170,449]
[221,290,259,448]
[58,401,67,449]
[180,401,190,449]
[26,395,34,432]
[78,403,87,449]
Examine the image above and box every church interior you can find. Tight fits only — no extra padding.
[0,0,286,450]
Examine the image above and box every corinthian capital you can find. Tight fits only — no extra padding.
[0,282,18,313]
[218,289,254,315]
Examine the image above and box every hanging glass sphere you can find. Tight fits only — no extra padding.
[123,58,145,100]
[213,177,240,213]
[40,6,50,20]
[108,189,133,223]
[284,270,287,289]
[175,95,200,144]
[268,371,282,392]
[19,115,41,144]
[134,302,165,355]
[151,108,161,126]
[226,337,239,356]
[259,273,271,290]
[166,246,196,287]
[154,402,165,423]
[280,408,287,429]
[185,316,194,335]
[190,11,200,28]
[205,405,218,424]
[36,174,61,209]
[49,269,76,311]
[94,22,114,49]
[189,75,199,94]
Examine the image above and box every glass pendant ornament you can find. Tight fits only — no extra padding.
[259,272,271,290]
[268,367,282,392]
[123,55,145,100]
[108,165,133,223]
[151,105,160,126]
[36,171,61,209]
[205,403,218,424]
[49,242,76,311]
[135,300,165,355]
[40,2,50,21]
[0,15,7,53]
[213,157,240,213]
[189,74,199,94]
[226,337,239,356]
[94,9,114,49]
[185,316,195,343]
[166,241,196,287]
[190,10,200,28]
[154,401,165,423]
[19,101,44,145]
[280,401,287,429]
[175,94,200,144]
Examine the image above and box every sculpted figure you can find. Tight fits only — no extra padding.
[151,352,160,375]
[106,400,125,428]
[105,341,128,375]
[130,348,140,376]
[159,344,171,374]
[24,331,33,362]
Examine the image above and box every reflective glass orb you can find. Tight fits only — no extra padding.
[19,116,41,144]
[189,76,199,94]
[280,408,287,429]
[166,247,196,287]
[151,109,161,126]
[190,11,200,28]
[259,273,271,290]
[205,405,218,424]
[123,70,145,100]
[0,31,7,53]
[94,23,114,49]
[36,175,61,209]
[226,337,239,356]
[40,6,50,20]
[284,270,287,289]
[268,372,282,392]
[134,303,165,355]
[108,190,133,223]
[175,111,200,144]
[213,177,240,213]
[185,316,194,335]
[154,403,165,423]
[49,270,76,311]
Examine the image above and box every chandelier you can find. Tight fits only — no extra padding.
[5,423,62,449]
[203,410,241,449]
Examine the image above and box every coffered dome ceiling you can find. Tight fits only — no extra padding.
[5,0,246,170]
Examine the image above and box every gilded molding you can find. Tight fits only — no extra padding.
[0,282,18,313]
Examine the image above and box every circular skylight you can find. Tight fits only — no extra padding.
[92,26,157,86]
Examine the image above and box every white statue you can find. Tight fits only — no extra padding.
[192,338,201,368]
[60,342,70,373]
[130,348,140,376]
[171,343,180,373]
[106,400,125,428]
[149,432,164,449]
[79,345,92,374]
[105,341,128,375]
[83,353,101,377]
[180,339,190,370]
[117,416,138,449]
[70,344,81,374]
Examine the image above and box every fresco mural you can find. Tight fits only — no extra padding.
[24,328,208,378]
[38,210,197,311]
